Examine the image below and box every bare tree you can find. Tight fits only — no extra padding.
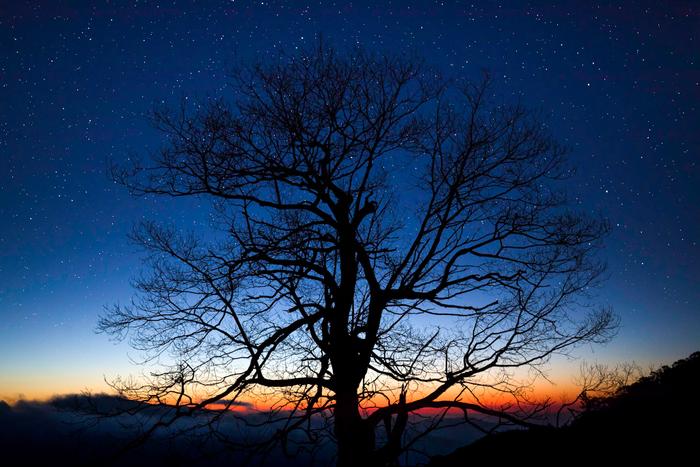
[101,43,616,466]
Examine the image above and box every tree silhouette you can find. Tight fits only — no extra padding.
[101,43,616,466]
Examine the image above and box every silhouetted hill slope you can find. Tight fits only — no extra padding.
[431,351,700,465]
[0,400,10,414]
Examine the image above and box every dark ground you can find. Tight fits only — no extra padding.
[431,352,700,466]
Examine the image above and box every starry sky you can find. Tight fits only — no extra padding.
[1,0,698,401]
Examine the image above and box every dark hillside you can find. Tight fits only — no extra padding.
[432,352,700,465]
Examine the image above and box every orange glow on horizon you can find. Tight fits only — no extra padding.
[1,380,582,411]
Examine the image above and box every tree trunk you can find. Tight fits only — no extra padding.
[335,389,376,467]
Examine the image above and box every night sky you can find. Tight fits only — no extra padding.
[1,0,698,400]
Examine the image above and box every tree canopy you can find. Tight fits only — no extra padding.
[101,43,615,466]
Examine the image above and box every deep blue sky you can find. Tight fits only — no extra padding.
[1,0,698,399]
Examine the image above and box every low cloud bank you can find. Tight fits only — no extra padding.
[0,395,293,466]
[0,394,484,466]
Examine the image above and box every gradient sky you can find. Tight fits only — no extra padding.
[1,0,698,401]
